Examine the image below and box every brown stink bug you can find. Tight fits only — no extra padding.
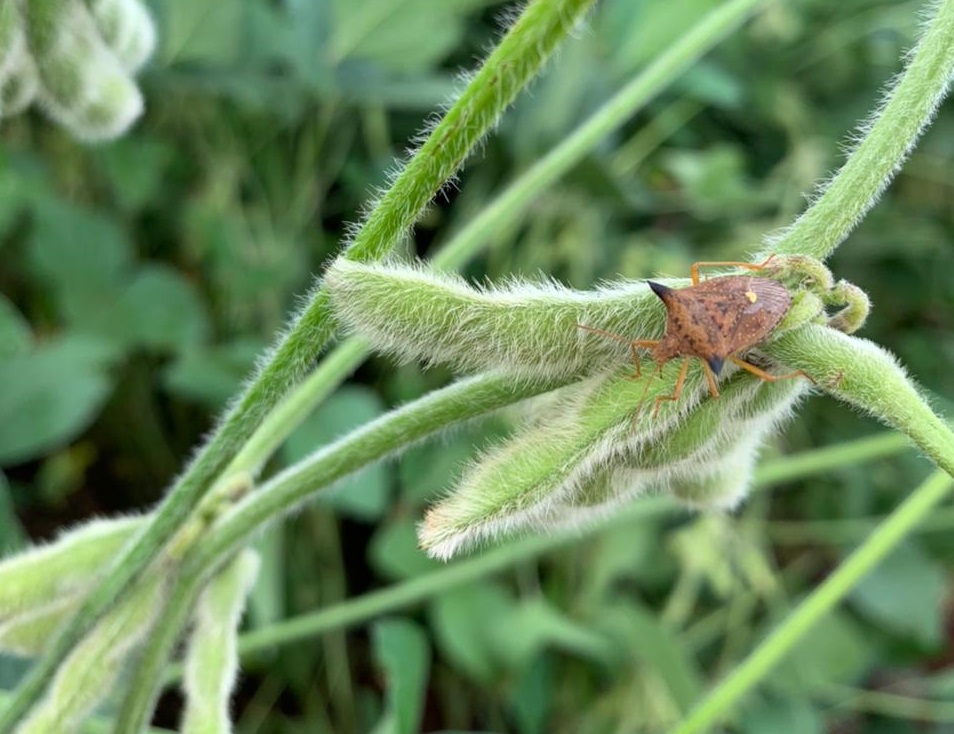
[580,259,812,417]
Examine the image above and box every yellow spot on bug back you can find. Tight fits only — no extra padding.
[745,290,758,303]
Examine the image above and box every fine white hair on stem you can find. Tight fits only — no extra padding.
[326,257,666,381]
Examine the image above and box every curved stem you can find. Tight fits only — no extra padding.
[110,571,198,734]
[670,470,954,734]
[432,0,766,271]
[764,0,954,260]
[158,429,909,683]
[118,372,566,723]
[0,1,597,729]
[190,373,568,575]
[225,0,771,487]
[765,325,954,478]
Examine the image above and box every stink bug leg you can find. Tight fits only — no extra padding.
[651,357,691,418]
[577,324,658,380]
[689,255,779,285]
[728,356,815,386]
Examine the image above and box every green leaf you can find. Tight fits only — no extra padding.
[0,335,115,465]
[158,0,243,64]
[428,581,513,684]
[770,608,873,695]
[596,601,705,712]
[370,619,431,734]
[28,199,132,291]
[330,0,487,73]
[0,294,32,358]
[116,265,210,350]
[93,137,174,212]
[283,385,389,520]
[739,694,823,734]
[491,599,615,671]
[0,150,47,240]
[163,338,263,409]
[510,654,554,734]
[849,542,946,647]
[0,472,27,555]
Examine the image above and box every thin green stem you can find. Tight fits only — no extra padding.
[433,0,766,271]
[146,372,569,692]
[765,0,954,260]
[225,338,371,476]
[818,682,954,722]
[769,504,954,544]
[0,1,597,728]
[226,0,771,483]
[670,470,954,734]
[111,571,198,734]
[164,499,670,685]
[766,326,954,479]
[754,431,909,487]
[158,429,911,683]
[189,374,568,575]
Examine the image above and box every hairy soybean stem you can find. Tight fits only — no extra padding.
[0,1,597,729]
[155,429,910,682]
[220,0,770,493]
[765,0,954,260]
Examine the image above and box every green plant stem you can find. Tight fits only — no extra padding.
[432,0,766,271]
[111,570,198,734]
[222,0,770,486]
[157,429,910,683]
[126,371,569,713]
[818,682,954,722]
[766,0,954,260]
[0,2,597,729]
[191,374,568,575]
[766,326,954,479]
[769,504,954,544]
[669,469,954,734]
[0,691,170,734]
[754,431,909,486]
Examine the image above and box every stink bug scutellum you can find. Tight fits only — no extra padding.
[580,259,813,417]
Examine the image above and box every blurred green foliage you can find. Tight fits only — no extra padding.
[1,0,953,732]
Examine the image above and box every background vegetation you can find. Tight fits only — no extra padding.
[1,0,952,731]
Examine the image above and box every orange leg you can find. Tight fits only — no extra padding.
[700,359,721,398]
[690,255,778,285]
[577,324,658,379]
[729,356,814,384]
[651,357,691,418]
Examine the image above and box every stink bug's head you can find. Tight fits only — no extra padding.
[647,280,672,301]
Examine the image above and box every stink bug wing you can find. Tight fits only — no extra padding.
[723,277,791,350]
[683,276,791,354]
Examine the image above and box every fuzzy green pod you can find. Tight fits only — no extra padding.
[24,0,144,140]
[326,257,666,381]
[0,516,141,621]
[327,257,842,559]
[13,570,167,734]
[419,367,808,559]
[84,0,155,72]
[0,596,78,656]
[181,551,260,734]
[0,3,38,118]
[0,0,22,80]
